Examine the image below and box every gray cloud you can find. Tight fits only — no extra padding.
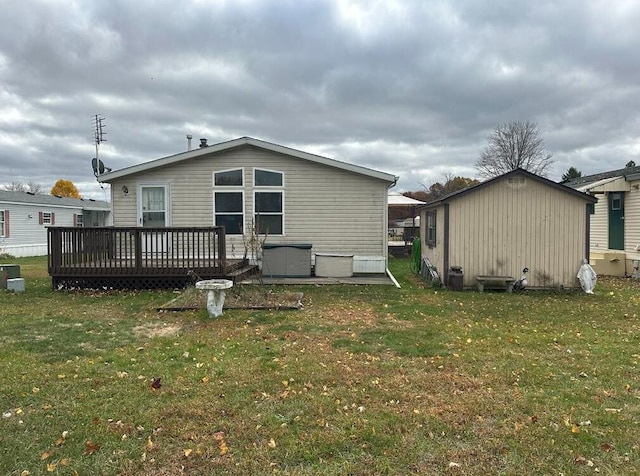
[1,0,639,198]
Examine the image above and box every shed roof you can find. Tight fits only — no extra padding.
[99,136,398,184]
[0,190,110,211]
[420,168,597,208]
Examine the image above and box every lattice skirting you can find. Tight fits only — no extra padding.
[52,275,195,290]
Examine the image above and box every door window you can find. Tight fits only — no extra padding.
[141,186,167,227]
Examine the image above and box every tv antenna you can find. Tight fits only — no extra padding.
[91,114,111,178]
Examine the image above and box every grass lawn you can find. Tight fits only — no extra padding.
[1,256,640,475]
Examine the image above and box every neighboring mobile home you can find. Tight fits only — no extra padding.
[419,168,597,289]
[565,165,640,276]
[0,190,111,257]
[97,137,398,275]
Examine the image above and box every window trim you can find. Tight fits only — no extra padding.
[137,182,171,227]
[254,168,285,188]
[0,210,6,238]
[425,209,437,247]
[213,168,245,235]
[253,168,284,236]
[253,190,285,236]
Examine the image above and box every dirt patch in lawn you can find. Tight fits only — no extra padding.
[158,285,303,311]
[133,322,182,338]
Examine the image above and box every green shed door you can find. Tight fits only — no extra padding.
[608,192,624,250]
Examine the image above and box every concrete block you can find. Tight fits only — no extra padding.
[6,278,25,293]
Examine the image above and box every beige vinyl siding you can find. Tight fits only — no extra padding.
[624,184,640,253]
[447,177,588,288]
[589,194,608,250]
[109,146,387,256]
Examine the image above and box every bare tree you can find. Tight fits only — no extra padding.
[1,180,43,194]
[475,120,554,178]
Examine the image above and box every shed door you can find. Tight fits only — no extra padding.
[608,192,624,250]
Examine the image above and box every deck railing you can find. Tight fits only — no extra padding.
[48,227,227,287]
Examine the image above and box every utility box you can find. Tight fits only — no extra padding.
[262,243,312,277]
[6,278,25,293]
[448,266,464,291]
[0,264,20,279]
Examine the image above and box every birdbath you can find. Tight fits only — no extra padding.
[195,279,233,318]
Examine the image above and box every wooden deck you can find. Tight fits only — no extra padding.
[48,226,251,289]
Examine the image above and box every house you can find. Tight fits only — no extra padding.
[97,137,398,275]
[565,164,640,276]
[419,168,597,289]
[0,190,111,257]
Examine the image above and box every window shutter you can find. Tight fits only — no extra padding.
[73,213,77,226]
[4,210,8,237]
[51,212,55,225]
[39,211,44,225]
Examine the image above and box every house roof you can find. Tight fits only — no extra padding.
[99,136,399,184]
[388,192,426,206]
[564,165,640,188]
[0,190,110,211]
[420,168,597,208]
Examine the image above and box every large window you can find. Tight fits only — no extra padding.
[425,210,437,247]
[254,169,284,235]
[214,169,244,235]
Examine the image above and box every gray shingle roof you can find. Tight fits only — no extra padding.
[564,165,640,187]
[0,190,110,210]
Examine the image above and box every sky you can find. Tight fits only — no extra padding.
[2,0,640,200]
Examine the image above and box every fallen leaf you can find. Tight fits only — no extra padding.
[151,377,162,389]
[20,471,30,476]
[41,450,53,460]
[201,376,210,383]
[46,463,57,472]
[183,448,193,457]
[54,437,65,446]
[600,442,614,452]
[268,438,276,448]
[84,440,100,455]
[146,436,154,451]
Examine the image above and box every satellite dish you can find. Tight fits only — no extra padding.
[98,160,105,174]
[91,157,98,175]
[92,158,108,176]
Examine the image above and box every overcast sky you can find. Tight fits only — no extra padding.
[2,0,640,199]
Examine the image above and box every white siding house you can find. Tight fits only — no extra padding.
[420,169,597,289]
[98,137,398,274]
[567,165,640,275]
[0,191,111,257]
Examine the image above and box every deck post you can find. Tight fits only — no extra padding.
[134,228,143,274]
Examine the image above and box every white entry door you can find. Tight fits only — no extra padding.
[138,185,169,253]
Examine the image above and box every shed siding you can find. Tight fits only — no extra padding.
[589,194,608,250]
[421,174,591,289]
[420,204,446,280]
[447,177,587,288]
[110,146,388,257]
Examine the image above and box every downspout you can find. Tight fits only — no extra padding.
[386,178,401,288]
[442,203,450,287]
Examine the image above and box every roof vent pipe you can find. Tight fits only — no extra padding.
[186,134,193,151]
[199,138,208,148]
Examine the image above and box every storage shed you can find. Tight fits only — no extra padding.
[419,168,598,289]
